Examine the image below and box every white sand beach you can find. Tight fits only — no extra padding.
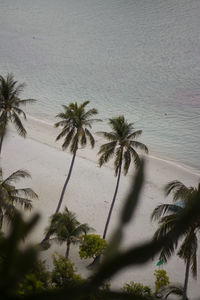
[2,119,200,298]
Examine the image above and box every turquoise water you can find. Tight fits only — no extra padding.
[0,0,200,171]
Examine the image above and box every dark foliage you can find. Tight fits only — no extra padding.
[0,161,200,299]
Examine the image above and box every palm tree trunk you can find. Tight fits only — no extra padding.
[55,148,77,213]
[183,258,190,300]
[41,149,77,246]
[65,241,70,260]
[103,157,122,240]
[88,157,123,269]
[0,135,4,155]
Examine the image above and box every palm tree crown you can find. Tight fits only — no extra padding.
[45,207,91,259]
[55,101,100,153]
[0,168,38,229]
[0,73,36,153]
[151,180,200,300]
[98,115,148,175]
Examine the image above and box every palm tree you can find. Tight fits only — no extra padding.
[54,101,100,213]
[0,168,38,229]
[45,207,91,260]
[151,181,200,300]
[98,116,148,239]
[0,73,36,154]
[158,284,187,299]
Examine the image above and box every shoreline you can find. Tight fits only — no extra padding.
[13,114,200,177]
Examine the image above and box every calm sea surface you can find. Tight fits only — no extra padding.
[0,0,200,171]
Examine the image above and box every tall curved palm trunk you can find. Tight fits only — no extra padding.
[0,136,3,154]
[183,257,190,300]
[55,148,77,213]
[65,241,71,260]
[103,155,122,239]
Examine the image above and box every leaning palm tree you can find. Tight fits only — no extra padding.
[151,181,200,300]
[0,73,36,154]
[158,284,187,299]
[0,168,38,229]
[98,116,148,239]
[54,101,100,213]
[45,207,91,259]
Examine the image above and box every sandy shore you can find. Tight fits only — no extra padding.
[2,119,200,298]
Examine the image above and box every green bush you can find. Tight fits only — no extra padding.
[79,234,107,259]
[122,281,153,299]
[51,254,84,288]
[17,274,44,295]
[154,269,170,293]
[16,259,50,295]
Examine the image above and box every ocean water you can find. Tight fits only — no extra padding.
[0,0,200,171]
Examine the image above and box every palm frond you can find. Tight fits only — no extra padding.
[123,149,131,175]
[165,181,194,202]
[17,98,36,105]
[80,100,90,108]
[10,188,38,200]
[151,204,182,221]
[130,141,148,154]
[159,284,184,299]
[98,141,117,155]
[114,147,123,176]
[11,111,27,137]
[85,128,95,148]
[96,131,117,141]
[80,129,87,146]
[3,169,31,185]
[127,130,142,139]
[9,196,33,210]
[12,107,26,119]
[11,83,26,98]
[55,125,72,141]
[99,148,115,167]
[129,147,141,169]
[70,133,79,153]
[82,108,98,120]
[61,128,75,150]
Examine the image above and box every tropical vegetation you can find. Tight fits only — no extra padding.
[151,180,200,300]
[0,73,36,154]
[51,254,83,288]
[154,270,170,294]
[122,281,153,299]
[0,167,38,229]
[79,234,107,259]
[0,162,200,299]
[45,207,91,259]
[98,115,148,239]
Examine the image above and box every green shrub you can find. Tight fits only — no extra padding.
[17,274,44,295]
[154,269,170,293]
[122,281,153,299]
[79,234,107,259]
[16,259,50,295]
[51,254,84,288]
